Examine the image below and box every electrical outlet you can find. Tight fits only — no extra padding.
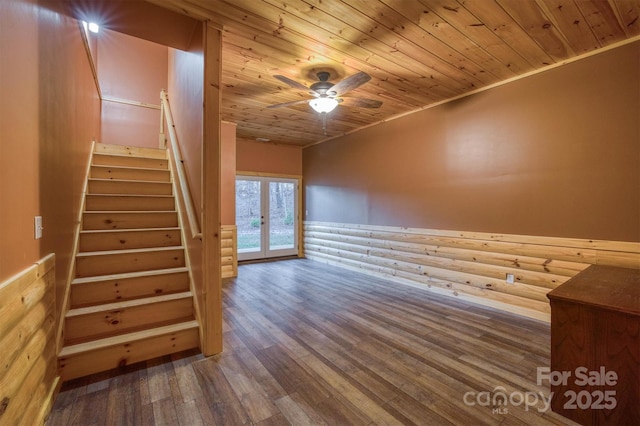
[506,273,515,284]
[35,216,43,239]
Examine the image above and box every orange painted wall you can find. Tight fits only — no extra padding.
[304,42,640,242]
[98,29,167,148]
[167,32,204,218]
[166,24,206,311]
[237,139,303,176]
[0,0,101,313]
[221,122,237,225]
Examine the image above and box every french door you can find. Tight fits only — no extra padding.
[236,176,299,261]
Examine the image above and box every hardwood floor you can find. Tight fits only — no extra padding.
[47,259,575,425]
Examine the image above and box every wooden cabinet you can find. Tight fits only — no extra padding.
[547,265,639,425]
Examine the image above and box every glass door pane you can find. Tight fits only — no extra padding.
[236,176,298,261]
[236,179,262,259]
[269,181,295,251]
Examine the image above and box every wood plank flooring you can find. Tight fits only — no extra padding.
[47,259,575,425]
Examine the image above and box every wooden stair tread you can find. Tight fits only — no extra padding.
[71,266,188,285]
[59,320,199,358]
[92,148,167,154]
[91,164,170,173]
[88,178,172,185]
[86,193,174,198]
[76,245,184,257]
[84,210,177,213]
[66,291,193,318]
[80,227,180,235]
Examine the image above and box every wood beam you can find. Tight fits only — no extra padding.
[201,22,223,355]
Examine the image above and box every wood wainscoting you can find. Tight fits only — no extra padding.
[304,222,640,321]
[221,225,238,278]
[0,254,58,425]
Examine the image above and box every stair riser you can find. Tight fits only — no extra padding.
[93,154,168,170]
[85,195,175,211]
[94,144,167,159]
[90,166,170,182]
[80,229,182,252]
[76,249,185,277]
[70,271,190,308]
[83,212,178,230]
[64,298,194,344]
[88,180,172,196]
[59,326,199,381]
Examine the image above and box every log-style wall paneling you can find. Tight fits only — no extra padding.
[0,254,57,425]
[221,225,238,278]
[303,222,640,321]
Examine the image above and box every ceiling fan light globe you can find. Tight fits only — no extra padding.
[309,97,339,113]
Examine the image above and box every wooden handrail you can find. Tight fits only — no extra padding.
[160,89,202,239]
[103,95,161,110]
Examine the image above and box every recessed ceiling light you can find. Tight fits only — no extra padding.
[83,21,100,33]
[256,137,271,142]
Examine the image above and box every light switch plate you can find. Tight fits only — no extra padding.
[35,216,43,239]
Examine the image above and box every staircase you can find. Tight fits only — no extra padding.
[59,143,200,381]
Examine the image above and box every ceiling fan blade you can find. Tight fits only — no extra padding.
[274,75,311,92]
[329,71,371,96]
[266,99,309,109]
[340,97,383,108]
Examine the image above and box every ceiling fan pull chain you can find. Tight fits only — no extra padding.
[322,112,327,136]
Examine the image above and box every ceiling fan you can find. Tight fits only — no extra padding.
[268,71,382,134]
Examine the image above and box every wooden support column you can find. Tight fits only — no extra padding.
[201,22,222,355]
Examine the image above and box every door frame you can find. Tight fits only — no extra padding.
[236,171,303,261]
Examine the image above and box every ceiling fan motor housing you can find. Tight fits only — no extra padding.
[310,71,336,96]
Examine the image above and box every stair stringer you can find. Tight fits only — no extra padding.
[166,141,204,352]
[56,140,96,354]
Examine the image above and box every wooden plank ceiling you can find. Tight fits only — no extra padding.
[149,0,640,147]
